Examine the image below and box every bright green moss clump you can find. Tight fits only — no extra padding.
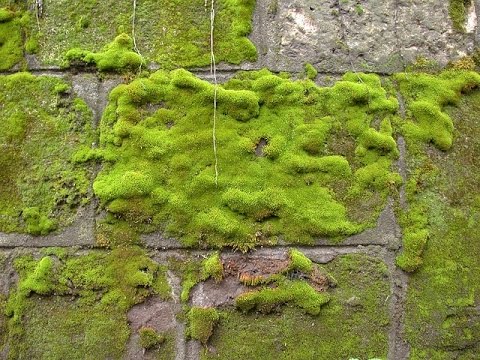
[236,279,330,315]
[32,0,256,68]
[304,63,318,80]
[0,73,94,235]
[0,6,26,70]
[93,69,400,248]
[395,71,480,151]
[288,249,313,273]
[187,307,220,344]
[65,33,145,72]
[200,252,224,282]
[5,247,170,358]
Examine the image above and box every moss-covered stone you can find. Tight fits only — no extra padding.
[31,0,256,69]
[4,247,171,358]
[65,33,145,72]
[404,90,480,358]
[91,69,400,248]
[138,326,166,350]
[202,254,390,359]
[0,73,94,235]
[449,0,472,32]
[395,70,480,271]
[187,307,220,344]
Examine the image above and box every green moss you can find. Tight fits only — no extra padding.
[203,254,390,359]
[449,0,472,32]
[18,256,56,296]
[0,73,94,235]
[138,326,165,350]
[5,247,170,358]
[288,249,313,273]
[22,207,57,235]
[236,279,330,315]
[404,90,480,357]
[304,63,318,80]
[187,307,220,345]
[201,252,224,282]
[395,70,480,271]
[0,7,24,70]
[65,33,145,72]
[0,7,14,22]
[93,69,400,248]
[31,0,256,68]
[395,71,480,151]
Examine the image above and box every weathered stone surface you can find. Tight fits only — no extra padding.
[250,0,477,73]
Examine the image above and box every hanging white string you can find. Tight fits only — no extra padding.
[132,0,143,72]
[210,0,219,186]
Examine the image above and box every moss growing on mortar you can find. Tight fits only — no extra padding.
[200,251,224,282]
[304,63,318,80]
[168,252,223,303]
[234,249,332,315]
[0,73,95,235]
[30,0,256,69]
[91,69,400,249]
[287,248,313,273]
[5,247,171,358]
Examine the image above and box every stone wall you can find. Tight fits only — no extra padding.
[0,1,480,359]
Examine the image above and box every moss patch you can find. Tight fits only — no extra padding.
[0,6,23,70]
[0,1,41,70]
[65,33,145,72]
[394,70,480,271]
[138,326,166,350]
[0,73,94,235]
[4,247,170,358]
[236,279,330,315]
[449,0,472,32]
[404,90,480,357]
[202,254,390,359]
[92,69,400,248]
[32,0,256,68]
[187,307,220,345]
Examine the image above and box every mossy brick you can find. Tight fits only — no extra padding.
[0,73,94,235]
[91,69,401,248]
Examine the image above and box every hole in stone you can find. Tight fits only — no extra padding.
[309,6,315,11]
[255,138,268,157]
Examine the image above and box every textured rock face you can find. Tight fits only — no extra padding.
[251,0,477,73]
[1,1,480,360]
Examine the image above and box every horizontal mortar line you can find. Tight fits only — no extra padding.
[0,243,387,253]
[144,243,388,252]
[0,66,397,78]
